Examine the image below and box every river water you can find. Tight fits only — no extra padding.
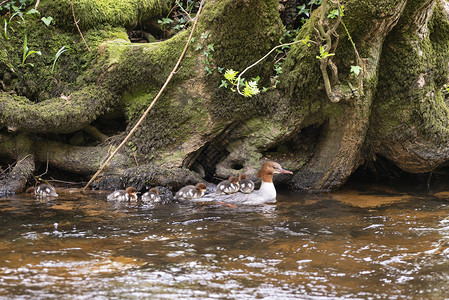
[0,180,448,299]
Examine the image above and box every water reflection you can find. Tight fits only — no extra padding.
[0,184,448,298]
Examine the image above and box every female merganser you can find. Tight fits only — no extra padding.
[142,188,162,203]
[238,174,254,194]
[215,176,240,194]
[107,187,138,201]
[206,161,293,205]
[26,184,59,198]
[174,183,207,200]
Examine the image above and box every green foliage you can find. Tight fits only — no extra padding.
[301,34,311,47]
[297,4,310,24]
[2,6,25,39]
[0,0,34,13]
[158,0,201,35]
[350,65,363,77]
[2,3,52,40]
[220,69,260,97]
[328,5,344,19]
[196,32,216,75]
[224,69,238,82]
[41,16,53,26]
[51,46,75,73]
[158,17,173,26]
[21,34,41,67]
[243,79,260,97]
[316,45,334,60]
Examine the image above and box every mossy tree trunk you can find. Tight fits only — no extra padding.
[1,0,449,194]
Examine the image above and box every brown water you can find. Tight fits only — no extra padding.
[0,182,449,299]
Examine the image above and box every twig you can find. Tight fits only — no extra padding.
[236,40,303,96]
[36,150,49,178]
[0,154,33,176]
[0,0,11,7]
[83,0,206,191]
[71,0,91,54]
[48,178,86,186]
[175,0,193,22]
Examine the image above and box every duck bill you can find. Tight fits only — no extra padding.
[277,168,293,174]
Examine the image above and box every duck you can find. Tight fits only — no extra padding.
[215,176,240,195]
[107,187,138,201]
[204,161,292,205]
[26,184,59,198]
[238,174,254,194]
[174,183,207,200]
[142,188,162,203]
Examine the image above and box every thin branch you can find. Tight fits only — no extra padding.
[71,0,91,54]
[83,0,206,191]
[175,0,193,22]
[236,40,303,96]
[0,0,11,7]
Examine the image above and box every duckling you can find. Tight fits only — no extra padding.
[215,176,240,195]
[107,187,138,201]
[142,188,162,203]
[26,184,59,198]
[238,174,254,194]
[174,183,207,200]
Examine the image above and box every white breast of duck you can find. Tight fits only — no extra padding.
[205,161,292,205]
[175,183,207,200]
[215,176,240,195]
[107,187,138,201]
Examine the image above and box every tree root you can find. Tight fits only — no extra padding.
[0,87,115,134]
[0,132,131,194]
[0,155,35,196]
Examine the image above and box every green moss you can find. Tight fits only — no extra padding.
[39,0,172,30]
[194,0,284,120]
[98,30,192,96]
[370,0,449,145]
[0,13,133,101]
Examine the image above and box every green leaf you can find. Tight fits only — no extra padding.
[26,8,39,15]
[301,35,311,47]
[243,80,260,97]
[3,19,8,40]
[251,76,260,82]
[297,4,309,17]
[224,69,238,82]
[328,5,344,19]
[52,46,75,73]
[219,80,228,88]
[158,18,173,25]
[350,65,363,76]
[316,46,335,60]
[41,16,53,26]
